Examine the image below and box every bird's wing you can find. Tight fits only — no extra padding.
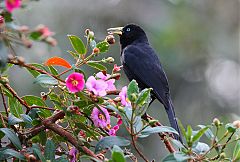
[122,45,170,106]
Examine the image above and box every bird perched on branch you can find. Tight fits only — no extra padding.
[108,24,182,141]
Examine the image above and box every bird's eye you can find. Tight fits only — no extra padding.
[126,28,131,32]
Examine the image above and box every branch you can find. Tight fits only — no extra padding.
[145,114,176,153]
[3,83,31,112]
[8,58,65,83]
[0,86,8,115]
[22,110,100,160]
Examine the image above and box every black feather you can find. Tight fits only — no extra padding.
[119,24,182,141]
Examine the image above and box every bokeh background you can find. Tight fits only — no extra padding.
[4,0,240,160]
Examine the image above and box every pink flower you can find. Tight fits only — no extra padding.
[113,64,122,72]
[36,24,54,38]
[91,107,110,128]
[108,117,122,136]
[86,76,108,96]
[119,86,131,107]
[96,72,110,80]
[69,147,78,162]
[5,0,21,13]
[105,79,116,91]
[108,125,119,136]
[96,72,116,91]
[65,73,85,93]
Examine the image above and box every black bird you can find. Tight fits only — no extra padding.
[108,24,182,141]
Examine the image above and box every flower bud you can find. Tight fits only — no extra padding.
[0,76,9,84]
[93,47,100,54]
[113,64,121,72]
[118,106,125,113]
[17,56,25,66]
[0,15,5,29]
[105,57,114,63]
[233,120,240,129]
[130,93,138,102]
[112,73,121,80]
[219,153,226,159]
[88,31,94,38]
[46,37,57,46]
[17,25,29,32]
[213,118,220,127]
[85,29,90,35]
[41,92,47,101]
[7,54,15,61]
[148,119,158,125]
[105,35,115,44]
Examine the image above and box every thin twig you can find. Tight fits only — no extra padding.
[130,104,149,162]
[145,114,176,153]
[0,113,7,128]
[3,83,31,112]
[8,59,65,83]
[0,87,8,116]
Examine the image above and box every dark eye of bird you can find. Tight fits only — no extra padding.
[126,28,131,32]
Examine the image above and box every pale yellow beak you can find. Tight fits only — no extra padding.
[107,27,124,35]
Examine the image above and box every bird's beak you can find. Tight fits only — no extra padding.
[107,27,123,35]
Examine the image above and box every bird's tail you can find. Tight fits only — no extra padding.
[164,99,182,142]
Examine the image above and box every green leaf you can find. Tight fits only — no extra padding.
[44,140,56,161]
[67,50,79,58]
[139,126,179,138]
[171,139,184,149]
[56,155,69,162]
[87,62,107,71]
[8,97,24,118]
[96,41,110,53]
[80,155,102,162]
[136,88,152,116]
[95,136,130,153]
[22,95,47,107]
[186,125,193,145]
[133,116,143,133]
[20,114,33,127]
[106,105,120,114]
[192,126,209,142]
[127,80,139,102]
[39,131,47,145]
[0,128,22,150]
[29,31,42,40]
[225,123,236,133]
[198,125,216,141]
[178,120,187,140]
[1,63,13,74]
[25,63,48,78]
[1,11,13,22]
[0,148,26,160]
[48,66,59,75]
[111,145,126,162]
[136,88,151,106]
[34,74,58,87]
[193,142,210,155]
[32,144,46,162]
[173,152,190,162]
[68,35,86,54]
[8,113,23,125]
[90,40,97,49]
[233,140,240,161]
[162,154,177,162]
[22,95,51,117]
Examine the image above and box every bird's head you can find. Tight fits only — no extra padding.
[107,24,148,49]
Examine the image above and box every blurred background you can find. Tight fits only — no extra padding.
[4,0,240,160]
